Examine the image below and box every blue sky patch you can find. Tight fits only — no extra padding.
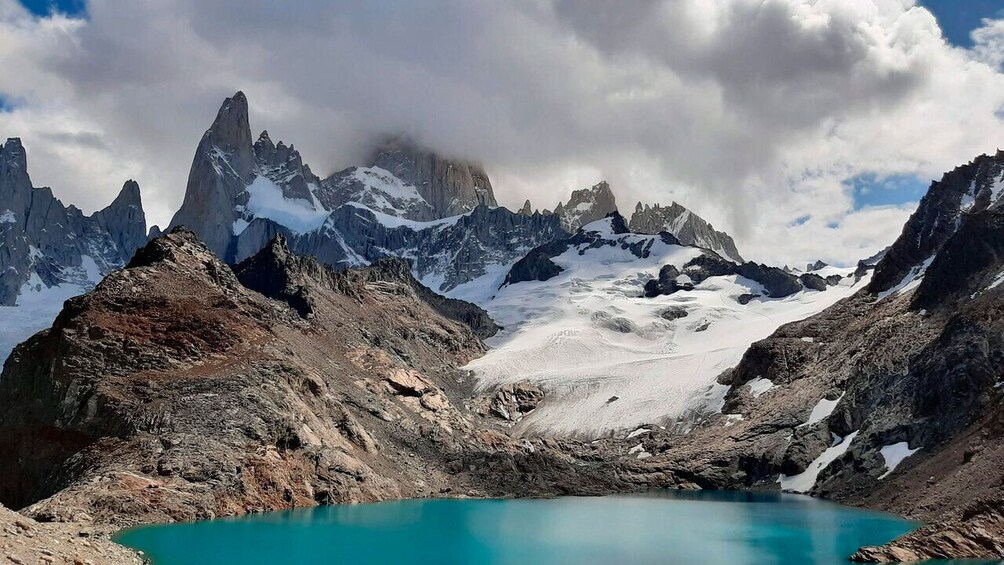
[0,93,16,113]
[846,173,928,211]
[919,0,1004,47]
[18,0,86,18]
[789,215,811,227]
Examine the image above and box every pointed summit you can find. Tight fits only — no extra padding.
[1,138,27,172]
[254,129,276,157]
[169,91,256,260]
[0,138,33,215]
[518,199,533,216]
[204,91,254,181]
[94,180,147,259]
[113,179,142,206]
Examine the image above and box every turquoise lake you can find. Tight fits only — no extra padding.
[113,490,985,564]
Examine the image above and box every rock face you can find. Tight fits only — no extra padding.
[489,382,545,422]
[517,199,533,216]
[630,201,744,263]
[551,181,618,232]
[167,92,560,294]
[0,138,147,306]
[236,204,566,295]
[366,136,497,218]
[852,499,1004,562]
[168,91,253,260]
[868,150,1004,294]
[0,228,617,525]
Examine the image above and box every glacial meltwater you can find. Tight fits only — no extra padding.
[114,490,958,564]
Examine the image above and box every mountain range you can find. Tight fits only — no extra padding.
[1,91,1003,562]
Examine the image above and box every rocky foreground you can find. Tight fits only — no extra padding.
[0,229,627,532]
[0,503,142,565]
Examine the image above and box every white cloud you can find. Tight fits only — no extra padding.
[0,0,1003,266]
[972,17,1004,69]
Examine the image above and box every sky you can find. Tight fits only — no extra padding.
[2,1,1004,267]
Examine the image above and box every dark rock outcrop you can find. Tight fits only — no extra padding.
[798,273,828,291]
[868,151,1004,295]
[236,236,500,338]
[676,255,805,298]
[488,382,545,422]
[502,243,567,286]
[657,306,689,320]
[643,264,683,297]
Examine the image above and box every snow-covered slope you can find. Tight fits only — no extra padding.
[0,259,102,364]
[462,216,868,437]
[317,166,432,219]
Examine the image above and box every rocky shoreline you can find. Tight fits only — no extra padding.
[0,504,143,565]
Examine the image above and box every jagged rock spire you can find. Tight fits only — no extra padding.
[206,91,254,181]
[168,91,255,260]
[94,180,147,259]
[629,200,744,263]
[0,140,148,308]
[551,180,618,232]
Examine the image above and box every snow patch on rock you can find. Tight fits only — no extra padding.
[876,256,934,301]
[747,377,776,398]
[878,442,920,480]
[799,393,844,428]
[244,175,329,233]
[779,431,859,493]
